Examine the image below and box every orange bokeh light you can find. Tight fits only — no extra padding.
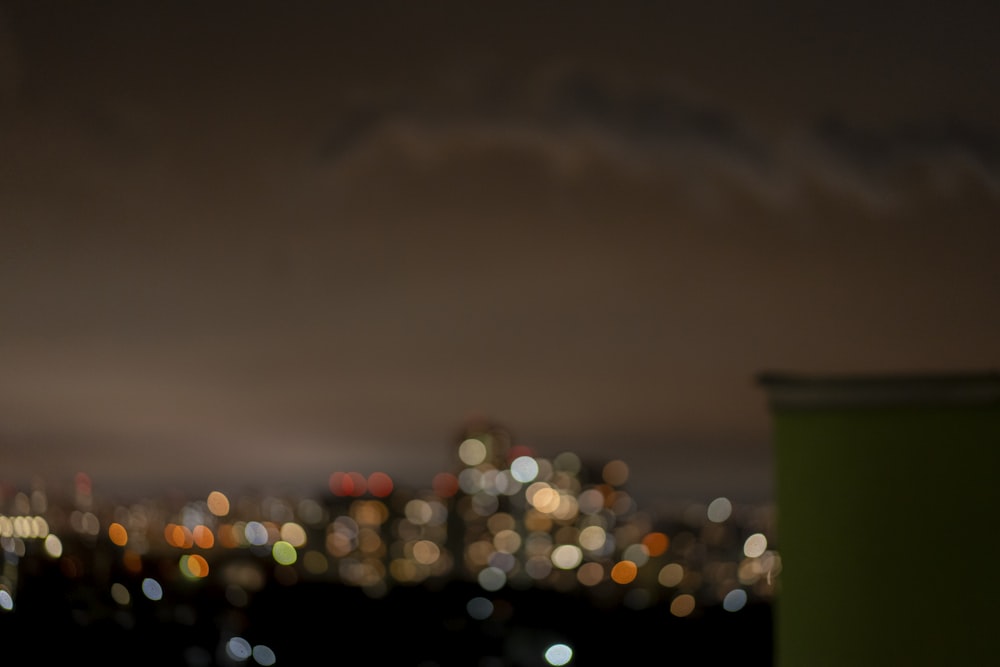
[122,549,143,574]
[164,523,193,548]
[610,560,638,584]
[642,532,669,557]
[192,525,215,549]
[217,524,239,548]
[108,522,128,547]
[184,554,209,578]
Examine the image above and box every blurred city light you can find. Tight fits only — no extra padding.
[0,418,778,664]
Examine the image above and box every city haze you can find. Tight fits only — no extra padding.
[2,0,1000,509]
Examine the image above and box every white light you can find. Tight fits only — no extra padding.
[744,533,768,558]
[226,636,252,661]
[578,525,607,551]
[477,566,507,592]
[459,438,488,465]
[551,544,583,570]
[707,497,733,523]
[44,534,63,558]
[510,456,540,482]
[244,521,269,546]
[544,643,574,666]
[252,644,277,666]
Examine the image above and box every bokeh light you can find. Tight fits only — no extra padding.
[180,554,209,579]
[165,523,193,549]
[622,543,649,567]
[141,578,163,601]
[478,566,506,591]
[412,540,441,565]
[192,525,214,549]
[252,645,277,666]
[743,533,768,558]
[329,471,368,497]
[576,561,604,586]
[578,525,607,551]
[551,544,583,570]
[43,534,63,558]
[510,455,540,482]
[272,541,297,566]
[602,460,629,486]
[0,418,783,665]
[108,522,128,547]
[670,593,696,617]
[723,588,748,612]
[245,521,269,546]
[459,438,488,466]
[110,582,130,606]
[279,522,307,548]
[226,636,252,661]
[642,531,669,557]
[206,491,230,517]
[367,472,394,497]
[707,497,733,523]
[544,643,574,666]
[610,560,638,584]
[467,596,494,620]
[659,563,684,587]
[432,472,460,497]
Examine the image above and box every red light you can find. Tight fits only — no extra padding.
[432,472,459,498]
[367,472,393,497]
[329,472,347,496]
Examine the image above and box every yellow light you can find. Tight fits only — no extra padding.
[272,541,297,566]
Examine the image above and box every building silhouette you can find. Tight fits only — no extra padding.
[758,371,1000,667]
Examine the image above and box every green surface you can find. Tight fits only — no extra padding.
[770,404,1000,667]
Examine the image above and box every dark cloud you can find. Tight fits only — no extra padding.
[818,117,1000,167]
[813,117,1000,199]
[544,70,764,159]
[303,69,1000,222]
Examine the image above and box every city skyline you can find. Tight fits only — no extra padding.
[0,419,778,665]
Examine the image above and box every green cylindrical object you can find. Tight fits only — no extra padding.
[758,372,1000,667]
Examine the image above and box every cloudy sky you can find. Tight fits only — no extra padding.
[2,1,999,508]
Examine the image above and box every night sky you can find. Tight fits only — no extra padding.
[2,0,999,508]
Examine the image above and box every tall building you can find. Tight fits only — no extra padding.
[758,371,1000,667]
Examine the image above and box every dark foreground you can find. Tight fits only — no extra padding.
[2,566,774,666]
